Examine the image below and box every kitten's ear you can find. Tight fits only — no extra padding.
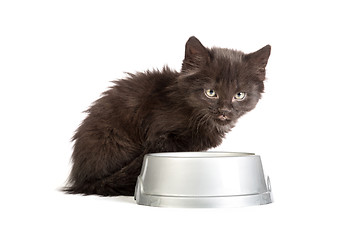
[246,45,271,81]
[183,36,210,68]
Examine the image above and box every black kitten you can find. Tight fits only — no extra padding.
[64,36,271,196]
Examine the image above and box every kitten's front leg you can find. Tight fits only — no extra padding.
[150,133,190,153]
[154,134,178,152]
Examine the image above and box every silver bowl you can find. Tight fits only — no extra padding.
[134,152,273,208]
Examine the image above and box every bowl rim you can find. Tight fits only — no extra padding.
[145,151,256,159]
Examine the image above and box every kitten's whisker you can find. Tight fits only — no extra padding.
[189,110,209,134]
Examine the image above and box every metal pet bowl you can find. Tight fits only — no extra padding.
[134,152,273,208]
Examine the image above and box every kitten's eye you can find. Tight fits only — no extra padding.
[204,89,218,98]
[233,92,247,101]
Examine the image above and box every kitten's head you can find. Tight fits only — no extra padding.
[179,36,271,131]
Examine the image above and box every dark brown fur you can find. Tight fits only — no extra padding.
[64,37,271,196]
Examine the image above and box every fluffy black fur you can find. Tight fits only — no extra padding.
[64,36,271,196]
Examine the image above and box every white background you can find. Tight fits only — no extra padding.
[1,0,359,239]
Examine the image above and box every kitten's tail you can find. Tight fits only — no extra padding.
[63,156,143,197]
[62,177,136,196]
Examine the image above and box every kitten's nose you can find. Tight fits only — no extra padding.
[218,107,231,115]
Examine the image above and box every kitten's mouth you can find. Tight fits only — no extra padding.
[218,115,230,121]
[216,114,232,125]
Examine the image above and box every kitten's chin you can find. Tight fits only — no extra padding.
[213,118,234,132]
[215,118,232,125]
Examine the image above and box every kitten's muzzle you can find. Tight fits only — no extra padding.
[218,108,231,121]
